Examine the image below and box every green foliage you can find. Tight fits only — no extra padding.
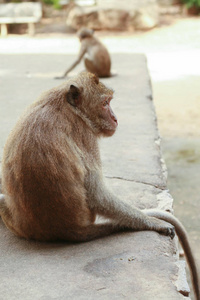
[8,0,61,8]
[41,0,61,9]
[182,0,200,8]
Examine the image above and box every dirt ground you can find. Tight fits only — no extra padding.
[146,17,200,299]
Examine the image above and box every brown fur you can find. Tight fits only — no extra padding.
[0,71,173,241]
[55,28,111,79]
[0,72,199,299]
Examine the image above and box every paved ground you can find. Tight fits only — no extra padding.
[0,51,189,299]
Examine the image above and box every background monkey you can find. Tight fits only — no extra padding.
[55,28,112,79]
[0,72,199,299]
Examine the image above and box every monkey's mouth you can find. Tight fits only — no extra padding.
[110,110,118,128]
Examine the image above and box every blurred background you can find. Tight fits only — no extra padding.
[0,0,199,297]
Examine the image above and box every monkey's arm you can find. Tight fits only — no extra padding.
[55,46,87,79]
[85,172,175,237]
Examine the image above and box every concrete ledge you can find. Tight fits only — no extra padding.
[0,53,190,299]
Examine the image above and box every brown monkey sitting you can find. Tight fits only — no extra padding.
[0,72,199,299]
[55,28,111,79]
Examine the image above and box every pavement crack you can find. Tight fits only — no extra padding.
[105,175,165,190]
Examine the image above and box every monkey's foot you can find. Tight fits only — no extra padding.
[150,217,175,239]
[54,76,65,80]
[164,226,175,239]
[157,221,175,239]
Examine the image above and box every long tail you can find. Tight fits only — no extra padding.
[144,209,200,300]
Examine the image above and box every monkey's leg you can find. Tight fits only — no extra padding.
[0,194,21,236]
[0,194,10,218]
[84,57,111,78]
[84,58,98,75]
[67,223,122,243]
[86,176,175,239]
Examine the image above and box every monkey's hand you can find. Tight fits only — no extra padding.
[143,209,176,239]
[162,223,175,239]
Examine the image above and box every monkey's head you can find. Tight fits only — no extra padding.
[66,72,118,137]
[77,28,94,40]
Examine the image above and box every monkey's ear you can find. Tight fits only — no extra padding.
[66,85,82,107]
[92,74,99,84]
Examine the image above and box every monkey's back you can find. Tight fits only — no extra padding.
[84,37,111,77]
[1,99,95,241]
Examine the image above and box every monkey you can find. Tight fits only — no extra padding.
[55,28,112,79]
[0,72,199,299]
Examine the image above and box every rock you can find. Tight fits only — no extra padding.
[157,0,182,5]
[98,9,129,30]
[66,0,160,31]
[132,5,159,30]
[66,6,101,30]
[159,5,182,15]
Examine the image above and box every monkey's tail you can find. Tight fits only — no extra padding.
[144,209,200,300]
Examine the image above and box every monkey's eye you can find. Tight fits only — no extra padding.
[103,100,109,107]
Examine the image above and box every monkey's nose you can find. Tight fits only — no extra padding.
[113,116,118,123]
[113,116,118,126]
[111,112,117,123]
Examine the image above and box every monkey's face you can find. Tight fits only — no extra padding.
[66,72,118,137]
[97,94,118,137]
